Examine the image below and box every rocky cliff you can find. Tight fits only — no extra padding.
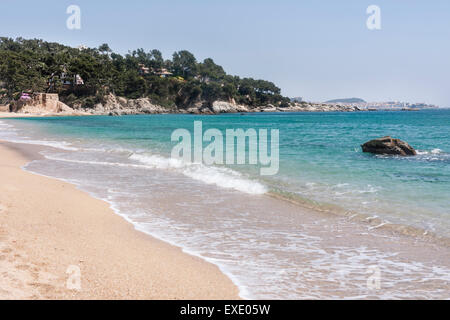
[8,93,362,116]
[76,94,172,116]
[75,94,361,115]
[10,93,87,116]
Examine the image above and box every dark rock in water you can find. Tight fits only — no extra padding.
[361,136,417,156]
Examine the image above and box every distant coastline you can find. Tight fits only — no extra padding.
[1,92,440,118]
[1,38,441,116]
[323,97,439,111]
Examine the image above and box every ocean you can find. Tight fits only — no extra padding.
[1,109,449,299]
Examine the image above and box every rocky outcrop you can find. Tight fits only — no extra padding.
[200,101,360,114]
[211,101,250,114]
[183,106,214,114]
[280,102,362,112]
[6,93,365,116]
[10,93,85,115]
[67,92,364,115]
[82,94,171,115]
[361,136,417,156]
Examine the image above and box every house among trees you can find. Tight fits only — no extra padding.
[75,74,84,85]
[152,68,173,78]
[138,64,150,75]
[60,71,72,86]
[0,38,289,110]
[47,66,84,92]
[139,64,172,78]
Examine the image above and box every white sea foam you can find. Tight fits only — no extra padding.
[3,138,78,151]
[129,153,186,169]
[2,119,267,195]
[182,164,267,195]
[417,148,444,155]
[42,152,267,195]
[17,137,450,300]
[130,153,268,194]
[0,121,18,133]
[82,146,136,155]
[0,120,78,151]
[5,116,450,299]
[0,120,12,127]
[26,153,450,299]
[431,148,443,154]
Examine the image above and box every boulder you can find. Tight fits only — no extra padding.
[361,136,417,156]
[11,93,80,115]
[211,101,249,113]
[186,107,200,114]
[86,94,168,115]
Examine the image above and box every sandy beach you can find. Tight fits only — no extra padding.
[0,141,239,299]
[1,115,449,299]
[0,112,33,118]
[0,112,85,118]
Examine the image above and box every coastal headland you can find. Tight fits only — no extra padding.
[0,38,362,117]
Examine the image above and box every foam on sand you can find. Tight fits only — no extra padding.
[130,153,268,195]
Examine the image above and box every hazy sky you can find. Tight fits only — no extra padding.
[1,0,449,106]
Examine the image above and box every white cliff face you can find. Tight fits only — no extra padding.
[84,94,170,115]
[17,102,75,115]
[11,93,85,115]
[11,93,361,116]
[211,101,249,113]
[279,102,361,112]
[86,97,361,115]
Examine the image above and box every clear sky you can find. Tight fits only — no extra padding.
[1,0,449,106]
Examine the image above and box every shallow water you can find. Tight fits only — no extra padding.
[1,110,449,299]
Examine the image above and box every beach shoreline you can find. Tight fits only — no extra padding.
[0,112,90,118]
[1,114,449,299]
[0,141,239,300]
[0,112,40,118]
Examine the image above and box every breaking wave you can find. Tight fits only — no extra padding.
[39,151,267,195]
[130,153,268,195]
[416,148,444,155]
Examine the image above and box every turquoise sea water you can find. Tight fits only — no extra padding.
[3,110,450,235]
[1,109,449,298]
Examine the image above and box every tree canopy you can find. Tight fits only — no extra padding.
[0,37,289,109]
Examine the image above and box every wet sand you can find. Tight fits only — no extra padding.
[0,141,239,299]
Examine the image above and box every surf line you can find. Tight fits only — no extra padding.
[171,120,279,175]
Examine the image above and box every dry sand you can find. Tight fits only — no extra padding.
[0,142,239,299]
[0,112,87,118]
[0,112,38,118]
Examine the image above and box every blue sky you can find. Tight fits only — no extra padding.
[1,0,450,106]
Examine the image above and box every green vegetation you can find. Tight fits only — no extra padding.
[0,37,290,109]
